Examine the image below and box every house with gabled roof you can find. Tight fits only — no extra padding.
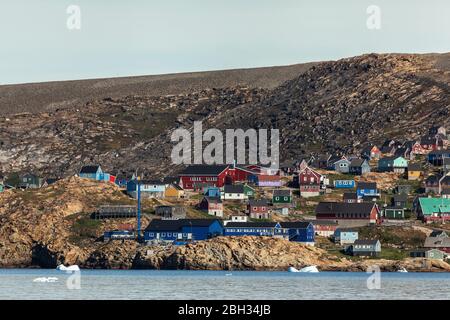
[179,164,231,190]
[144,219,223,242]
[378,156,408,173]
[247,199,269,219]
[272,189,292,205]
[79,165,103,180]
[199,196,224,217]
[361,145,381,160]
[222,184,246,200]
[349,158,371,175]
[348,240,381,257]
[416,197,450,223]
[315,202,380,226]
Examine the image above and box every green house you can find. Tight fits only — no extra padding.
[410,248,446,260]
[383,207,405,219]
[417,197,450,222]
[272,189,292,204]
[378,156,409,173]
[243,185,256,198]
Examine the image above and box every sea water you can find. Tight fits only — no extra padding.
[0,269,449,300]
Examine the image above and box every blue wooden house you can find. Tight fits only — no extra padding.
[127,180,167,199]
[334,229,359,245]
[224,222,289,238]
[79,165,103,180]
[356,182,379,198]
[334,180,355,189]
[280,222,315,245]
[428,150,450,166]
[144,219,223,242]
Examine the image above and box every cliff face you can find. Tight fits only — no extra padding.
[0,53,449,178]
[0,177,146,268]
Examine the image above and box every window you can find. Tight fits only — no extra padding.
[161,233,166,237]
[275,197,280,201]
[284,197,288,201]
[149,233,154,237]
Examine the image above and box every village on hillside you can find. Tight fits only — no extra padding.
[1,125,450,264]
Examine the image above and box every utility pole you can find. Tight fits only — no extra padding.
[137,176,141,242]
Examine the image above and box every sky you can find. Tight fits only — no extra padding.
[0,0,449,85]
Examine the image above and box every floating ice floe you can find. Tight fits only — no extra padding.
[288,266,320,273]
[56,264,80,272]
[33,277,58,283]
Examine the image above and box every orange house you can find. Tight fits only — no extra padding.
[164,184,185,199]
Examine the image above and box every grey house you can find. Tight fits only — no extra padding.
[333,158,351,174]
[410,248,446,260]
[348,239,381,257]
[349,159,371,175]
[155,205,186,219]
[18,173,43,189]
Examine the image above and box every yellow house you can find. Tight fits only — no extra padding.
[164,184,185,199]
[407,163,422,180]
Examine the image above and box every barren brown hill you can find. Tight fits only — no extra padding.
[0,53,449,178]
[0,63,316,116]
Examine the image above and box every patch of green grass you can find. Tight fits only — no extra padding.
[377,248,409,260]
[69,216,102,245]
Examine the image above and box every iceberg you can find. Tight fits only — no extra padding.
[288,265,320,273]
[56,264,80,272]
[33,277,58,283]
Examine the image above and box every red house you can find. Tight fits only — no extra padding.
[298,166,322,198]
[247,199,269,219]
[315,202,380,226]
[179,165,231,190]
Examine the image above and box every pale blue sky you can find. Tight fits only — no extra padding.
[1,0,449,84]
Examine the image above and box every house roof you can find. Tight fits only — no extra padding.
[145,219,221,231]
[204,196,222,204]
[309,220,338,226]
[343,192,358,200]
[393,194,408,202]
[424,236,450,248]
[335,228,358,232]
[418,198,450,215]
[350,159,366,167]
[315,202,377,215]
[408,163,422,171]
[80,165,101,174]
[139,180,166,185]
[257,175,281,181]
[429,149,450,156]
[179,165,229,176]
[273,189,291,197]
[279,222,312,229]
[420,135,437,145]
[224,184,245,194]
[248,199,268,207]
[225,222,279,228]
[357,182,377,190]
[353,239,380,245]
[430,230,448,237]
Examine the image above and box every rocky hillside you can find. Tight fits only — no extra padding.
[0,177,449,271]
[0,53,449,178]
